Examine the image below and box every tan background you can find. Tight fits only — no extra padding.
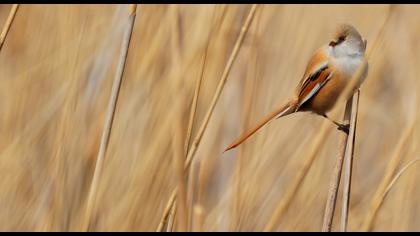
[0,4,419,231]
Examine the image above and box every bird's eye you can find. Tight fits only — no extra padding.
[330,36,346,47]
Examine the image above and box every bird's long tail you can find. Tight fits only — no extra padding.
[224,100,297,152]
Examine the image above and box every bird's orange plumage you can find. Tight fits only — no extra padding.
[224,24,368,152]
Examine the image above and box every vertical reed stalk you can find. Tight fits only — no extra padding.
[173,101,188,231]
[340,90,359,231]
[166,203,177,232]
[82,4,137,231]
[157,190,177,232]
[185,7,218,231]
[183,4,258,172]
[321,96,353,232]
[0,4,19,51]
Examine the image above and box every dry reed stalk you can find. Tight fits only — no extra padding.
[173,101,188,231]
[321,97,353,232]
[321,5,395,231]
[185,7,220,231]
[156,4,258,231]
[340,90,360,232]
[157,190,177,231]
[166,202,177,232]
[382,158,420,201]
[0,4,19,51]
[186,166,196,231]
[183,42,205,155]
[82,4,137,231]
[183,5,217,157]
[165,6,184,232]
[183,4,258,172]
[361,122,415,231]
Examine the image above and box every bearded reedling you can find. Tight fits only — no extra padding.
[225,24,368,152]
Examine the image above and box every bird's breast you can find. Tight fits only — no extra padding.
[332,55,367,82]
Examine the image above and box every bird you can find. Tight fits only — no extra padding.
[224,24,368,152]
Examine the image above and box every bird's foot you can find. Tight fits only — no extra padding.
[337,123,350,134]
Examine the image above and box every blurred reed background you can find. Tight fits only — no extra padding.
[0,4,419,232]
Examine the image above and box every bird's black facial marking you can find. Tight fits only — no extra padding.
[329,35,346,47]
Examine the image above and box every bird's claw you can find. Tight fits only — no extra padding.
[337,123,350,134]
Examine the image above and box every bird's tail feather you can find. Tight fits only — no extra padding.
[224,100,296,152]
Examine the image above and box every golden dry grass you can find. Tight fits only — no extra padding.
[0,4,419,232]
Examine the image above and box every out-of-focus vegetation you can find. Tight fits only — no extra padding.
[0,4,419,232]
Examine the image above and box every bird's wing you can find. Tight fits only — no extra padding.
[295,49,333,110]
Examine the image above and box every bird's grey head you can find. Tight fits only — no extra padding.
[328,24,367,58]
